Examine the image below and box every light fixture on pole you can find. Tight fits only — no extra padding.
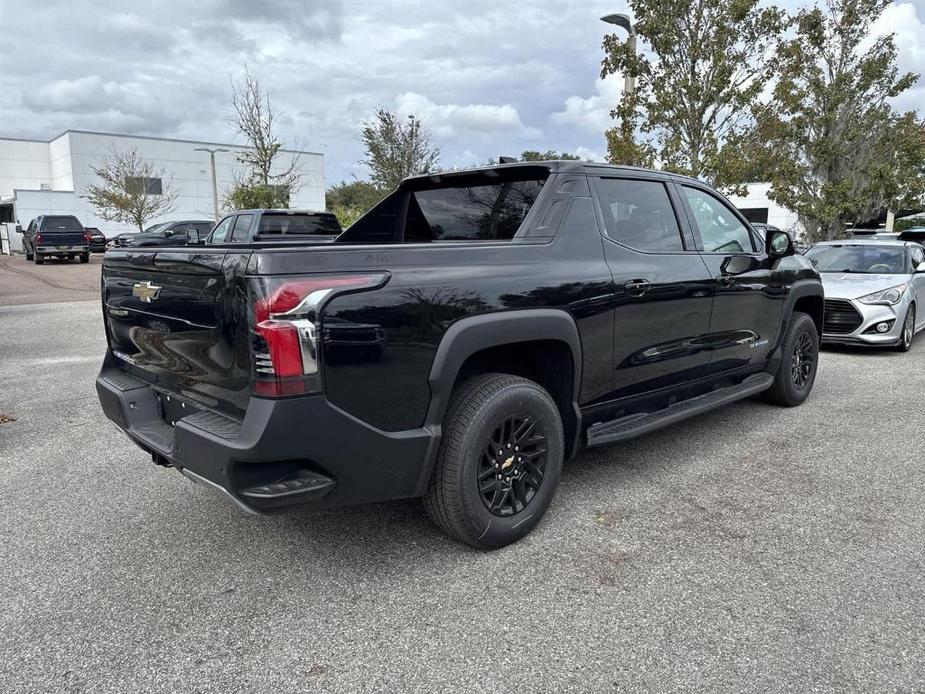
[194,147,229,221]
[601,13,636,100]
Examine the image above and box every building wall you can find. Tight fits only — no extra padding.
[0,139,52,198]
[1,130,326,242]
[727,183,803,238]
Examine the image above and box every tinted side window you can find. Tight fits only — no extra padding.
[209,216,234,243]
[682,187,755,253]
[193,223,213,235]
[595,178,684,252]
[403,179,545,242]
[230,214,254,242]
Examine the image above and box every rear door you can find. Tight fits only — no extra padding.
[592,174,714,397]
[102,249,253,416]
[677,183,784,373]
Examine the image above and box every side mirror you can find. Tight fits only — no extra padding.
[916,261,925,273]
[185,229,202,245]
[15,225,23,233]
[766,229,794,258]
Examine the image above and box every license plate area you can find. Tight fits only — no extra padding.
[155,391,197,426]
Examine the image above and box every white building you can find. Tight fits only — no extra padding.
[0,130,325,252]
[726,183,802,237]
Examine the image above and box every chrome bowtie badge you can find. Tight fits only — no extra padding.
[132,280,162,303]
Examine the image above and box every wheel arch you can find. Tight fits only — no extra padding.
[417,309,583,493]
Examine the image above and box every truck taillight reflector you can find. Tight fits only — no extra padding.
[250,273,389,398]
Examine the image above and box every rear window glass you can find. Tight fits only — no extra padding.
[42,216,82,231]
[404,179,545,242]
[257,213,342,236]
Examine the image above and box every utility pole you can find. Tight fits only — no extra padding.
[194,147,229,221]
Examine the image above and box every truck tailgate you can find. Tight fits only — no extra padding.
[102,249,253,417]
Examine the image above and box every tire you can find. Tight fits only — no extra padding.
[895,305,915,352]
[34,253,44,265]
[423,373,564,549]
[79,253,89,264]
[25,250,33,261]
[763,311,819,407]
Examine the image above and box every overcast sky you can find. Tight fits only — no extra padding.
[1,0,923,185]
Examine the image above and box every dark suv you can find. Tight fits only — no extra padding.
[96,161,823,548]
[125,220,215,248]
[20,215,90,264]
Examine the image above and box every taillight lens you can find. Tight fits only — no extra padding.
[250,273,388,397]
[84,232,92,243]
[34,233,43,244]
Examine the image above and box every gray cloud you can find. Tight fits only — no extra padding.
[1,0,922,184]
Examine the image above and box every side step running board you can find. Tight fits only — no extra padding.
[586,373,774,448]
[238,469,336,504]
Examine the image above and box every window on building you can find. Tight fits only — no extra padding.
[125,177,163,196]
[738,207,769,224]
[595,178,684,252]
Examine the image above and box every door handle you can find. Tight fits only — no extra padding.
[624,279,652,297]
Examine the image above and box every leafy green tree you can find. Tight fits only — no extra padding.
[326,180,387,228]
[86,148,177,231]
[228,65,301,210]
[754,0,924,241]
[519,150,583,162]
[226,184,291,211]
[361,108,440,190]
[601,0,786,190]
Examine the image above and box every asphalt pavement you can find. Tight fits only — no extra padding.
[1,298,924,693]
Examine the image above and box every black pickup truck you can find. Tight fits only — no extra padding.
[96,161,823,548]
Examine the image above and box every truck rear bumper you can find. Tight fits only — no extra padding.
[37,245,88,254]
[96,366,437,514]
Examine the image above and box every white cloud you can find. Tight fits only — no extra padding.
[575,145,606,162]
[550,75,622,134]
[395,92,540,139]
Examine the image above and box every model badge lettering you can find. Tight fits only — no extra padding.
[132,281,162,303]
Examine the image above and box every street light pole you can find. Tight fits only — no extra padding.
[601,13,636,102]
[194,147,229,222]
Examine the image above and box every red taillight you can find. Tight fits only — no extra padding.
[84,232,92,243]
[255,276,380,323]
[34,233,43,244]
[250,273,388,397]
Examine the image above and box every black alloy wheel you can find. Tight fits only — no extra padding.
[423,373,564,549]
[791,331,814,389]
[478,413,547,517]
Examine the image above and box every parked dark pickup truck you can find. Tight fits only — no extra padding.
[207,209,342,244]
[20,215,90,264]
[96,161,823,548]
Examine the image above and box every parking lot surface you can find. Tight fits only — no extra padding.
[1,299,924,693]
[0,253,102,306]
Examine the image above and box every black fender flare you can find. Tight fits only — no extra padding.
[782,280,824,332]
[415,309,584,493]
[768,279,824,369]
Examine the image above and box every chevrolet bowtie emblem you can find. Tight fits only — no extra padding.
[132,280,162,303]
[501,455,515,470]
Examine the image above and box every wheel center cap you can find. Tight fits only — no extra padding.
[501,455,515,470]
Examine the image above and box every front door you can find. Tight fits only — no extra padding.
[592,175,714,398]
[677,184,784,373]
